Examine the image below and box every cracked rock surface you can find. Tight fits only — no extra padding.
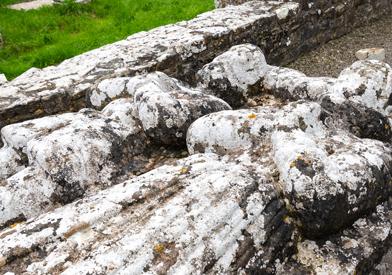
[2,43,392,274]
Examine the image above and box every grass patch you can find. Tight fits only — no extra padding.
[0,0,214,79]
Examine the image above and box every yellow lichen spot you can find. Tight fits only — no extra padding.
[385,124,390,130]
[179,167,189,175]
[10,222,24,229]
[289,160,296,168]
[153,243,165,254]
[283,215,292,224]
[247,113,257,119]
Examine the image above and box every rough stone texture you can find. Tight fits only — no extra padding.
[356,48,386,61]
[0,107,148,227]
[3,34,392,273]
[5,0,392,129]
[0,154,295,274]
[0,1,300,130]
[0,72,229,229]
[280,202,392,274]
[188,101,392,238]
[90,72,231,145]
[197,44,269,107]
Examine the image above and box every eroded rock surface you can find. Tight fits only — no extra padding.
[2,42,392,274]
[0,154,294,274]
[197,44,269,107]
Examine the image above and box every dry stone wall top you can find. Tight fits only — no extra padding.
[2,0,392,132]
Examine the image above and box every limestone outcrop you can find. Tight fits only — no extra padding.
[0,72,228,229]
[1,42,392,274]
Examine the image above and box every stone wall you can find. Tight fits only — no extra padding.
[2,0,392,132]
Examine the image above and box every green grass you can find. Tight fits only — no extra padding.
[0,0,214,79]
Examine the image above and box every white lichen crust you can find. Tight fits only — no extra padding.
[0,154,293,274]
[2,42,392,274]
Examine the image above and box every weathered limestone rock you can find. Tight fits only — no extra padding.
[0,154,294,274]
[356,48,386,61]
[272,126,392,238]
[329,60,392,118]
[261,66,336,101]
[89,72,180,109]
[0,1,300,129]
[197,44,269,107]
[91,72,231,145]
[281,202,392,274]
[0,106,149,227]
[187,102,324,155]
[134,78,230,145]
[188,101,392,238]
[0,71,230,227]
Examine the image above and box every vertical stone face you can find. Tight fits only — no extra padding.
[215,0,254,8]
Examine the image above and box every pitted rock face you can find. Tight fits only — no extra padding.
[90,71,231,145]
[0,72,229,228]
[187,102,324,155]
[89,72,180,109]
[3,42,392,273]
[272,129,392,237]
[280,202,392,274]
[0,154,294,274]
[134,78,231,146]
[187,100,392,237]
[0,105,149,227]
[329,60,392,117]
[197,44,270,107]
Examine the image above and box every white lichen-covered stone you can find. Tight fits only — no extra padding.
[284,203,392,274]
[0,153,294,274]
[134,74,231,145]
[261,66,336,101]
[89,72,180,109]
[328,60,392,117]
[187,102,324,155]
[0,113,80,180]
[0,104,149,227]
[197,44,270,107]
[187,99,392,238]
[91,72,231,145]
[272,129,392,237]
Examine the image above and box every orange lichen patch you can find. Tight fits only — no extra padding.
[247,113,257,119]
[153,243,165,254]
[63,222,90,239]
[10,222,24,229]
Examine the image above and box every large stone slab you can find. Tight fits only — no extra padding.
[0,153,294,274]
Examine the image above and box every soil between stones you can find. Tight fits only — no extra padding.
[288,15,392,77]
